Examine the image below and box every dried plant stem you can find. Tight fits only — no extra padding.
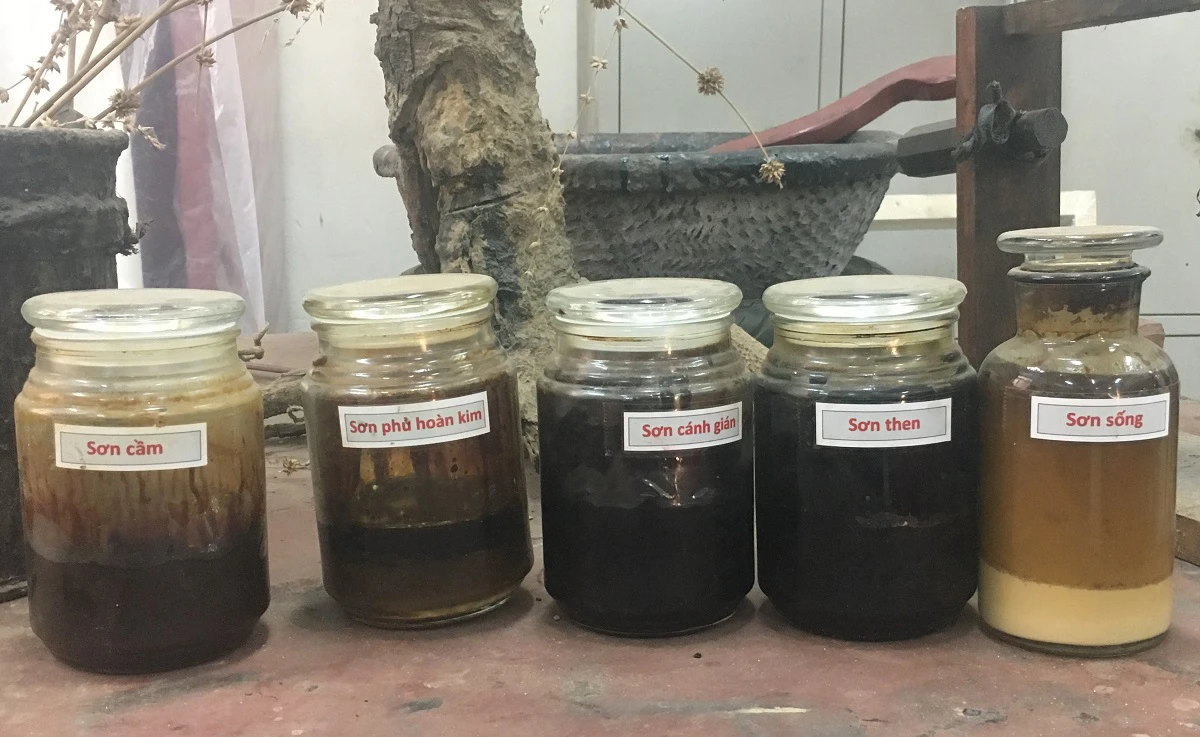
[561,7,627,158]
[25,0,195,127]
[85,3,290,123]
[78,0,115,70]
[68,35,77,79]
[611,1,770,162]
[8,5,79,126]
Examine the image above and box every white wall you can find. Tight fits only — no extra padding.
[277,0,414,331]
[277,0,579,330]
[1059,14,1200,390]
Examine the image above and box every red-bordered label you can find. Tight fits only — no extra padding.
[815,398,952,448]
[623,402,743,452]
[338,391,491,448]
[55,423,208,471]
[1030,394,1170,443]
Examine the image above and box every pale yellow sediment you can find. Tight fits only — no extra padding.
[979,562,1172,647]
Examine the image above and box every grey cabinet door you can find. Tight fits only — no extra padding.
[589,0,824,133]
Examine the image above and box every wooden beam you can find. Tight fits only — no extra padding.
[1003,0,1200,35]
[956,7,1063,366]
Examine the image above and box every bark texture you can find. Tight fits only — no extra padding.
[373,0,579,453]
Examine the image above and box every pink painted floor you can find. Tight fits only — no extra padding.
[4,438,1200,737]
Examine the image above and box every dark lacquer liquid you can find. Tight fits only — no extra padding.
[306,373,532,626]
[538,387,754,636]
[754,378,979,641]
[27,520,268,674]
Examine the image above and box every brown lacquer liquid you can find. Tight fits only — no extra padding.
[755,378,979,641]
[15,390,268,674]
[538,383,754,637]
[978,359,1177,651]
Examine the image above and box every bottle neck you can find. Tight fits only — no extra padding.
[768,324,960,374]
[551,317,734,356]
[552,327,733,360]
[32,332,244,381]
[1011,267,1145,338]
[315,318,499,358]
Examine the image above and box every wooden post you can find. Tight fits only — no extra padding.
[955,7,1063,365]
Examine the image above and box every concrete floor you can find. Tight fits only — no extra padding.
[5,440,1200,737]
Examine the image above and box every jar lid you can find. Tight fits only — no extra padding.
[547,278,742,332]
[22,288,245,340]
[303,274,497,326]
[763,275,966,334]
[998,225,1161,270]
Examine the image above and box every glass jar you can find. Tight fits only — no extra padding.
[301,274,532,628]
[14,289,268,674]
[978,226,1178,656]
[755,276,979,641]
[538,278,754,636]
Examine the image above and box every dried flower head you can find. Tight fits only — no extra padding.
[589,56,608,70]
[579,92,596,105]
[0,88,9,104]
[135,124,165,151]
[108,88,140,119]
[280,457,309,475]
[696,67,724,96]
[591,0,616,8]
[287,0,312,16]
[196,48,216,67]
[114,14,142,34]
[614,17,628,31]
[758,158,785,188]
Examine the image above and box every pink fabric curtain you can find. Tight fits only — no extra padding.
[122,0,282,331]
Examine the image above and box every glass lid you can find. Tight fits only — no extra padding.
[998,225,1161,271]
[763,275,966,333]
[304,274,496,326]
[22,288,245,340]
[547,278,742,332]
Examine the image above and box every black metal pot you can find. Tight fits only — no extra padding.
[0,128,134,601]
[558,131,898,299]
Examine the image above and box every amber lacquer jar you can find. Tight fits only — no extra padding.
[301,274,532,628]
[978,226,1178,656]
[15,289,268,674]
[755,276,979,641]
[538,278,755,637]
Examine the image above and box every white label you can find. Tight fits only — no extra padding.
[54,423,208,471]
[815,398,952,448]
[338,391,491,448]
[1030,393,1171,443]
[623,402,743,452]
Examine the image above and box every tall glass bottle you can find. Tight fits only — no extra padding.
[978,226,1178,656]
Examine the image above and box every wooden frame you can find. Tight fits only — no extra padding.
[955,0,1200,564]
[954,0,1200,365]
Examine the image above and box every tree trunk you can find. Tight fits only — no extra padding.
[373,0,579,454]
